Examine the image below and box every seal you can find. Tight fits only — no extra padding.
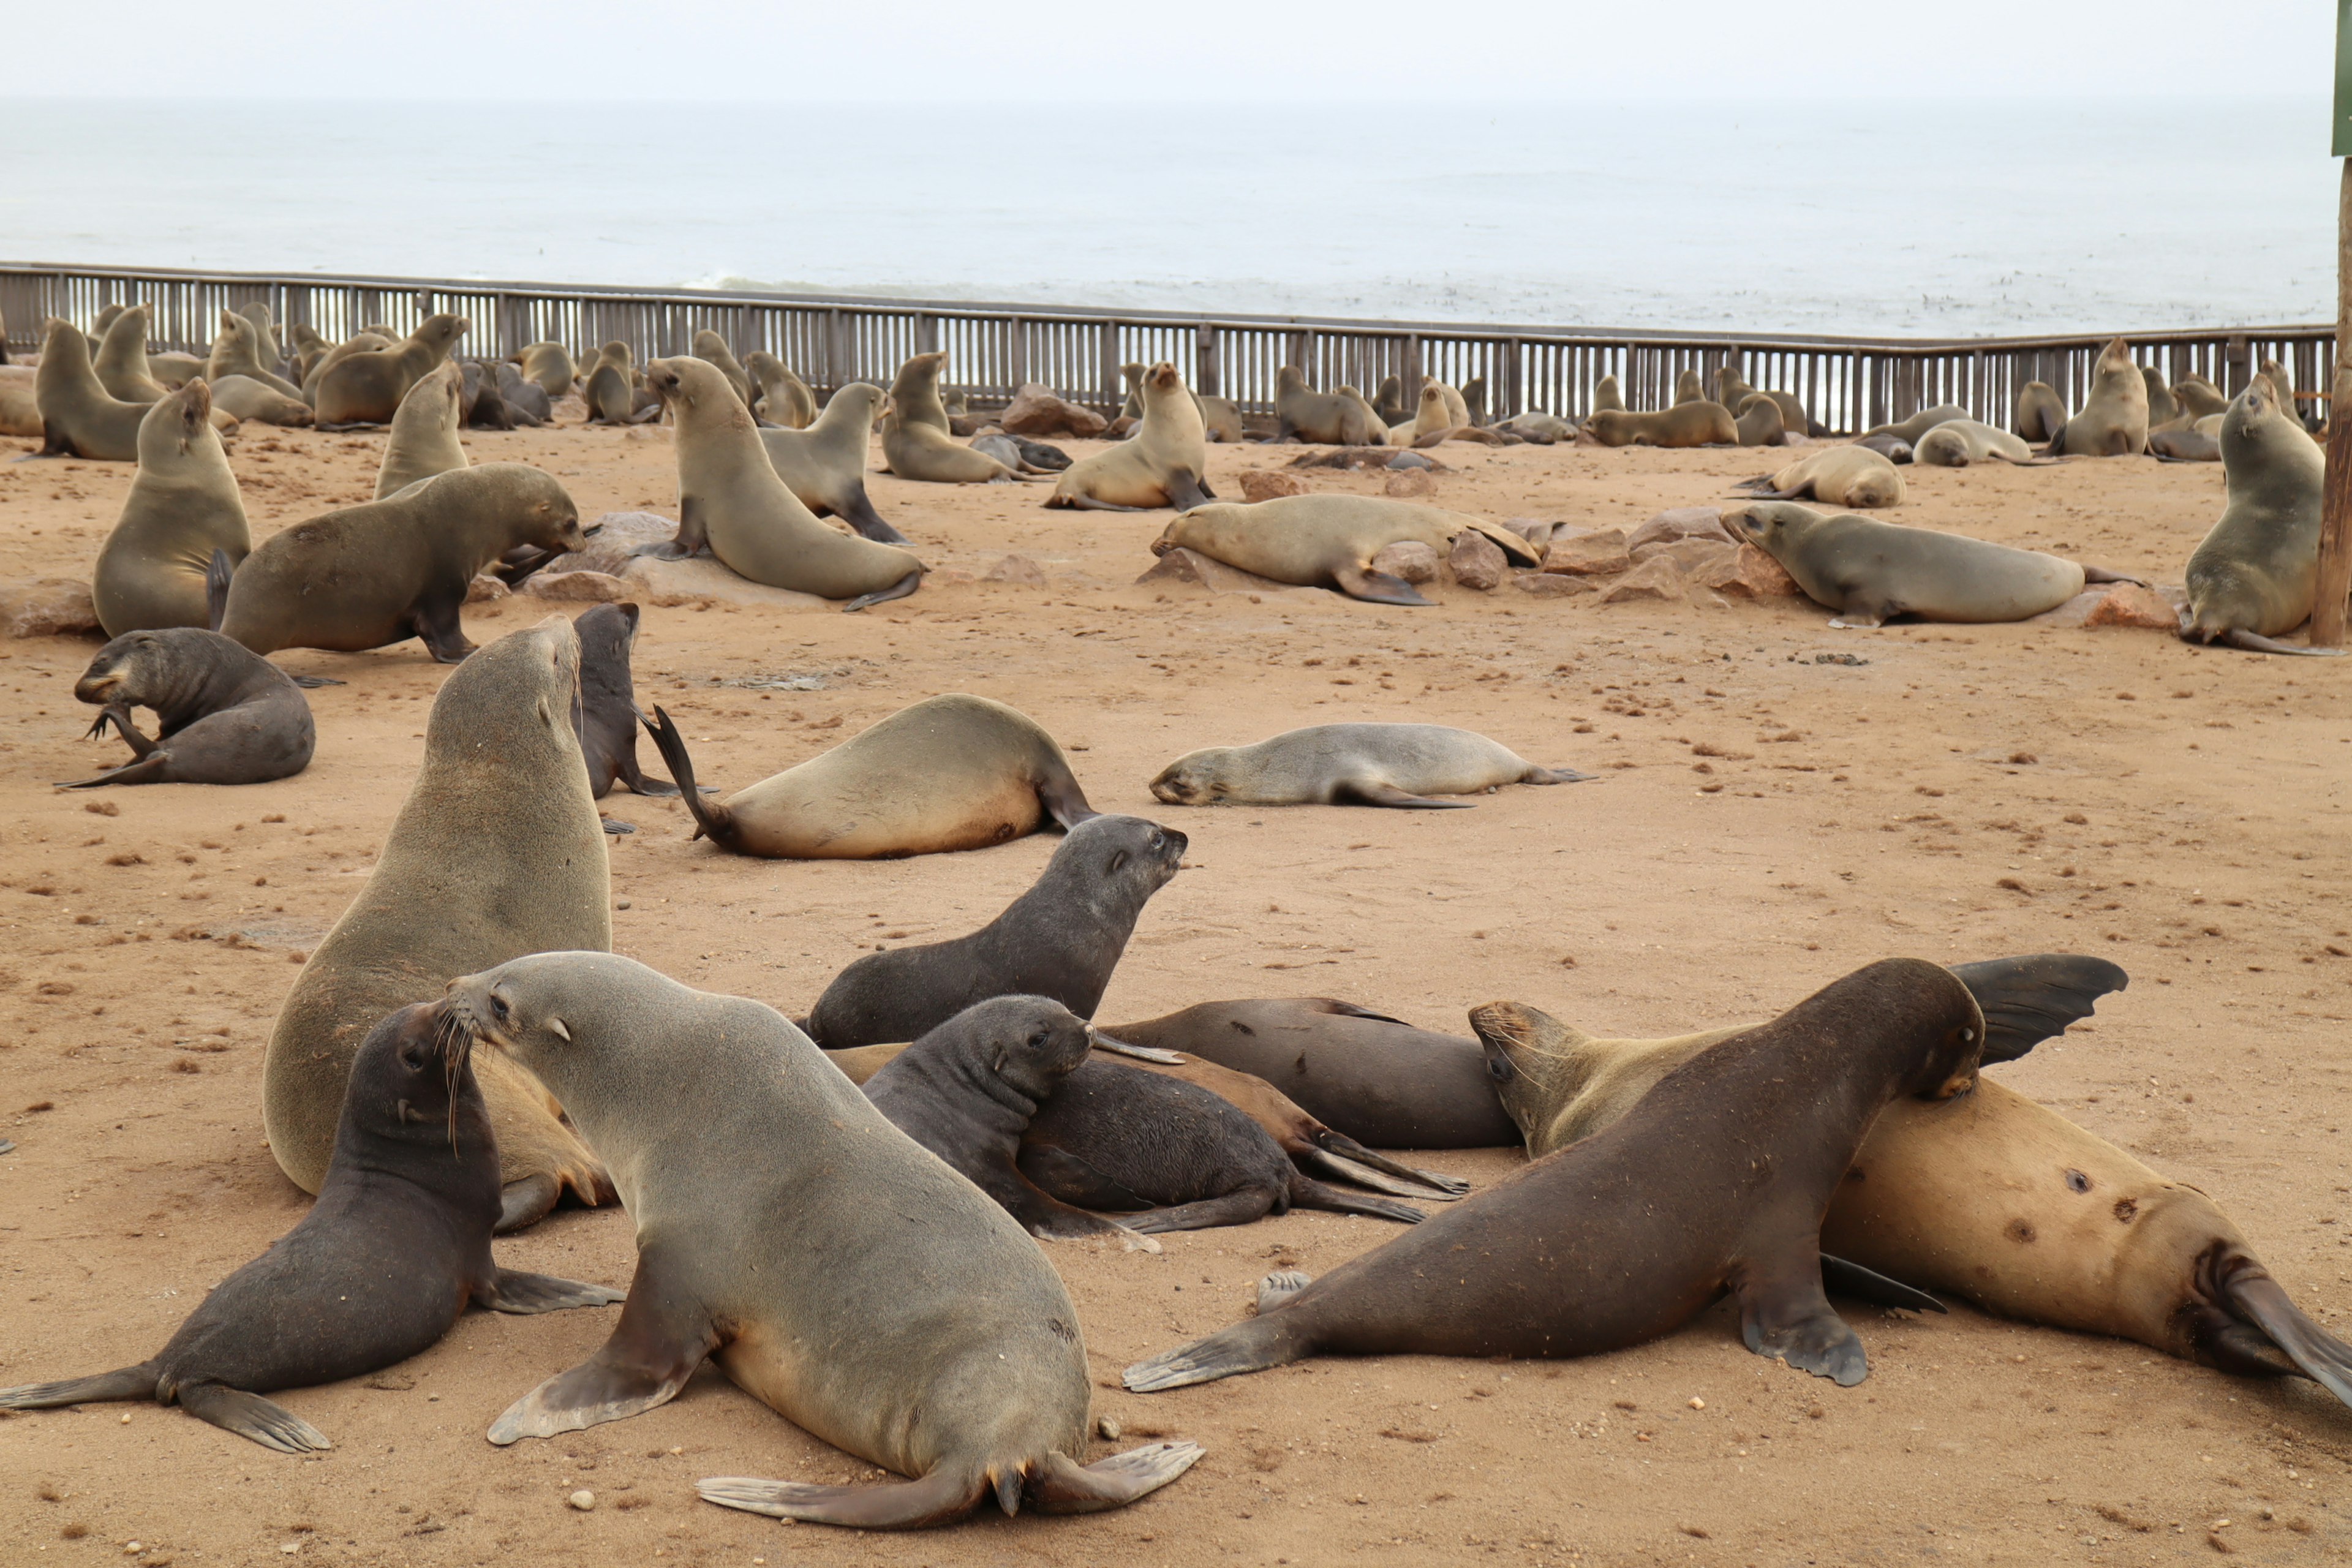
[2141,365,2179,428]
[0,1001,623,1453]
[581,342,641,424]
[883,409,1023,484]
[450,951,1205,1526]
[2259,356,2301,424]
[801,813,1185,1049]
[1372,374,1410,426]
[2180,380,2341,655]
[494,361,552,425]
[92,303,167,403]
[516,341,576,399]
[887,349,956,431]
[32,318,151,459]
[1585,401,1736,448]
[2173,374,2230,420]
[263,617,615,1229]
[314,312,471,427]
[638,356,922,608]
[235,302,285,374]
[1734,392,1787,447]
[572,601,679,820]
[206,310,307,403]
[92,379,251,635]
[1152,722,1592,809]
[1273,365,1382,445]
[2051,337,2149,456]
[211,374,315,427]
[463,361,516,429]
[1049,360,1213,510]
[1911,419,2049,467]
[862,995,1168,1247]
[1389,382,1453,447]
[2150,415,2223,463]
[1150,494,1539,606]
[1862,402,1967,445]
[302,330,393,403]
[215,464,584,662]
[1123,959,1985,1392]
[1728,501,2136,627]
[1590,374,1625,413]
[374,361,469,499]
[691,328,755,407]
[1736,445,1905,507]
[1851,432,1914,463]
[745,349,816,428]
[62,627,314,787]
[643,691,1099,861]
[756,380,909,543]
[1672,368,1704,404]
[292,323,333,383]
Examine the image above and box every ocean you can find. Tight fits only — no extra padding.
[1,96,2335,337]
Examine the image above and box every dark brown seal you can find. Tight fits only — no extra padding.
[0,1002,621,1452]
[62,627,315,788]
[570,601,676,831]
[1123,958,1984,1392]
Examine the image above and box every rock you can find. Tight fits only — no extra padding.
[1513,571,1598,598]
[1386,451,1434,470]
[2083,582,2183,630]
[545,511,676,576]
[981,554,1048,587]
[567,1490,595,1512]
[1597,557,1688,605]
[1097,1415,1123,1441]
[999,383,1107,439]
[466,573,511,603]
[1694,545,1803,600]
[0,578,100,638]
[524,570,631,603]
[617,556,831,611]
[1239,469,1307,503]
[1499,518,1559,551]
[2026,590,2103,628]
[1541,529,1630,576]
[1630,538,1739,575]
[1370,541,1441,585]
[1382,469,1436,498]
[1447,530,1507,591]
[1626,507,1738,553]
[1134,547,1295,595]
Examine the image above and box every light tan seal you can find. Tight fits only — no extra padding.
[692,329,755,407]
[210,375,314,427]
[205,311,307,403]
[515,342,576,400]
[1273,366,1382,445]
[2173,374,2230,420]
[887,349,956,431]
[881,352,1020,483]
[1586,401,1736,448]
[641,356,923,608]
[2141,366,2179,428]
[263,617,615,1231]
[374,360,469,499]
[93,381,252,636]
[1728,501,2134,626]
[757,381,907,542]
[581,342,641,424]
[93,303,167,403]
[33,319,155,459]
[1733,393,1787,447]
[1672,368,1704,404]
[1152,494,1539,605]
[314,313,471,426]
[1912,419,2048,467]
[302,331,393,403]
[1737,445,1905,507]
[1150,722,1593,809]
[292,323,333,383]
[745,349,816,428]
[2051,337,2149,456]
[1590,374,1625,413]
[641,691,1098,859]
[2179,380,2340,655]
[1049,361,1212,510]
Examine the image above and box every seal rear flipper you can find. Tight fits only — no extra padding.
[0,1361,160,1409]
[698,1465,983,1529]
[2223,1272,2352,1409]
[2218,629,2346,657]
[288,675,342,688]
[1121,1189,1281,1233]
[477,1267,627,1314]
[1303,1131,1469,1197]
[1948,954,2128,1065]
[1735,1264,1868,1386]
[1286,1174,1423,1224]
[843,568,923,614]
[1027,1442,1207,1515]
[1050,492,1152,512]
[836,493,911,545]
[1330,565,1434,607]
[1337,779,1474,809]
[1123,1316,1305,1392]
[614,753,681,798]
[206,548,235,631]
[486,1251,720,1444]
[1314,998,1413,1025]
[2080,565,2148,587]
[1819,1254,1945,1315]
[639,707,739,848]
[1034,766,1100,832]
[1522,765,1599,785]
[176,1382,331,1454]
[56,753,173,789]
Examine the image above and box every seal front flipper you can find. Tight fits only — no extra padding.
[0,1362,160,1410]
[1165,470,1213,512]
[475,1267,628,1314]
[1948,954,2128,1065]
[413,594,478,663]
[497,1172,562,1233]
[1735,1257,1868,1386]
[288,676,343,688]
[56,753,175,788]
[1330,565,1434,606]
[836,494,911,545]
[1027,1442,1207,1514]
[634,497,707,561]
[1033,760,1099,831]
[206,547,235,632]
[1337,778,1474,810]
[176,1382,333,1454]
[1819,1254,1945,1315]
[1521,765,1599,785]
[486,1250,720,1444]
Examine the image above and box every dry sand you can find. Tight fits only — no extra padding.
[0,418,2348,1567]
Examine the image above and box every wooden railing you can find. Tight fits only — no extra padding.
[1,260,2331,433]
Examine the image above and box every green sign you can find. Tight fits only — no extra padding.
[2340,0,2352,154]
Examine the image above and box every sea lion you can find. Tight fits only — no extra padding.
[745,349,816,428]
[1862,402,1968,445]
[973,434,1058,475]
[263,617,614,1228]
[516,342,576,399]
[2258,356,2299,425]
[492,362,550,425]
[292,323,333,384]
[1591,374,1625,413]
[1912,419,2046,467]
[643,691,1096,862]
[1372,375,1409,426]
[639,356,922,607]
[1718,369,1822,435]
[374,361,469,499]
[581,342,640,424]
[93,303,167,402]
[1150,495,1539,606]
[1389,382,1453,447]
[450,952,1204,1526]
[2180,380,2340,655]
[1736,445,1905,508]
[216,464,583,662]
[2142,365,2179,428]
[692,329,755,408]
[206,311,307,403]
[1273,366,1382,445]
[1459,376,1490,426]
[757,381,907,543]
[1049,361,1212,511]
[464,361,516,429]
[862,995,1166,1246]
[1585,402,1736,448]
[1728,501,2130,627]
[0,1002,622,1453]
[1852,432,1915,464]
[211,375,315,427]
[1433,380,1471,428]
[314,313,471,427]
[801,813,1184,1049]
[92,303,126,338]
[62,628,313,787]
[92,380,251,635]
[2150,416,2224,463]
[2051,337,2149,456]
[32,318,151,459]
[887,349,956,432]
[1716,365,1757,407]
[1125,959,1985,1392]
[235,302,285,372]
[1672,369,1705,404]
[881,356,1022,482]
[1734,392,1787,447]
[1152,722,1591,810]
[2173,374,2230,420]
[302,331,393,404]
[573,601,679,815]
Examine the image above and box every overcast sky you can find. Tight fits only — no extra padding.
[9,1,2332,100]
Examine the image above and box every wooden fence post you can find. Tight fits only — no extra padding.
[2313,156,2352,647]
[1196,324,1220,398]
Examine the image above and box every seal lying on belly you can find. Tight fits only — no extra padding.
[63,628,314,787]
[1735,445,1906,508]
[1150,722,1591,809]
[1152,495,1538,606]
[1584,401,1736,447]
[1912,419,2049,467]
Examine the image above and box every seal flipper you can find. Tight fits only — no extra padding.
[496,1172,562,1233]
[1735,1257,1868,1386]
[1165,471,1213,512]
[2222,1273,2352,1408]
[1521,765,1599,785]
[1033,763,1100,831]
[698,1464,983,1529]
[0,1361,160,1409]
[288,676,342,688]
[1027,1442,1207,1514]
[1257,1270,1313,1311]
[2218,629,2346,657]
[835,492,911,545]
[206,548,235,631]
[843,568,923,614]
[1299,1134,1469,1198]
[1819,1254,1945,1314]
[1337,779,1475,810]
[413,593,478,663]
[633,497,706,562]
[486,1249,720,1444]
[1948,954,2128,1065]
[56,753,174,788]
[1284,1174,1423,1224]
[640,707,740,848]
[476,1267,627,1314]
[1330,565,1434,607]
[1123,1313,1306,1392]
[176,1382,332,1454]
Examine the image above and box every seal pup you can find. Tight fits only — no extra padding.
[2150,416,2224,463]
[32,318,150,459]
[643,692,1098,860]
[862,995,1168,1247]
[2180,380,2340,655]
[572,602,677,824]
[62,628,314,787]
[2141,365,2179,428]
[756,380,908,543]
[1728,501,2135,627]
[2051,337,2149,456]
[211,375,315,427]
[206,311,307,403]
[516,341,576,399]
[1585,402,1736,448]
[1152,722,1590,809]
[492,361,551,424]
[1912,419,2049,467]
[374,361,469,499]
[1736,445,1905,507]
[215,464,583,662]
[0,1002,622,1452]
[802,814,1186,1049]
[1733,393,1787,447]
[463,361,516,429]
[451,952,1204,1526]
[691,328,755,407]
[1852,432,1915,464]
[92,303,167,402]
[92,380,251,635]
[745,349,816,428]
[1371,374,1409,426]
[639,356,922,608]
[1389,382,1455,447]
[1272,366,1382,445]
[263,617,614,1228]
[1049,361,1213,511]
[314,313,471,427]
[1862,402,1968,445]
[1124,959,1985,1392]
[1151,495,1538,606]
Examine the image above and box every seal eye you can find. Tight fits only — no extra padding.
[490,993,511,1025]
[1027,1030,1047,1049]
[400,1048,424,1070]
[1960,1027,1975,1043]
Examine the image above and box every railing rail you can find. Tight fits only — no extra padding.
[2,260,2331,433]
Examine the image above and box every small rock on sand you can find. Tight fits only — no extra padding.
[999,383,1107,439]
[0,578,100,639]
[1597,557,1687,605]
[1513,571,1599,598]
[1694,545,1802,600]
[524,570,631,603]
[1383,469,1437,498]
[1448,530,1507,590]
[982,554,1048,587]
[1370,541,1441,584]
[1542,529,1631,576]
[1239,470,1307,503]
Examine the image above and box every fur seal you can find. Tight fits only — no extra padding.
[883,410,1022,485]
[756,380,907,543]
[93,303,167,402]
[1494,410,1574,443]
[206,311,307,403]
[644,692,1098,861]
[1852,432,1915,464]
[462,361,516,429]
[2013,381,2067,443]
[2180,380,2340,655]
[1734,392,1787,447]
[93,380,251,635]
[1152,722,1591,809]
[1673,368,1704,404]
[581,342,639,424]
[1591,374,1625,413]
[2174,374,2230,420]
[0,1001,622,1452]
[33,319,151,459]
[1371,375,1409,426]
[63,628,313,787]
[1151,495,1539,606]
[888,349,956,431]
[264,617,614,1228]
[639,356,922,606]
[2150,415,2224,462]
[2142,365,2179,428]
[1049,361,1213,511]
[314,313,471,427]
[516,342,576,399]
[292,323,333,384]
[1737,445,1905,507]
[745,349,816,428]
[572,601,679,815]
[302,331,392,404]
[1125,959,1985,1392]
[1390,382,1453,447]
[374,361,468,499]
[450,952,1204,1525]
[1912,419,2047,467]
[493,361,552,424]
[691,329,754,407]
[235,302,284,372]
[1863,402,1967,445]
[1585,402,1736,448]
[216,465,582,662]
[1273,366,1382,445]
[211,374,314,426]
[802,813,1184,1049]
[2258,356,2299,424]
[1728,501,2132,626]
[2051,338,2149,456]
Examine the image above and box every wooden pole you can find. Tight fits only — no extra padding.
[2315,159,2352,648]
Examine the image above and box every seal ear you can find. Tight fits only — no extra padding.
[1107,850,1130,873]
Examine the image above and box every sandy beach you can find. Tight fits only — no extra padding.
[0,417,2347,1567]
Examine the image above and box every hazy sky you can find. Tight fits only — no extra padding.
[9,1,2332,100]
